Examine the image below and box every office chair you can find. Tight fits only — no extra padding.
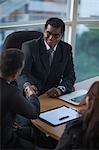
[3,30,43,50]
[2,30,43,86]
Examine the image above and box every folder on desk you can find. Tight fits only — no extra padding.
[39,106,81,126]
[59,89,88,105]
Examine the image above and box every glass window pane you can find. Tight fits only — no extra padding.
[0,0,70,24]
[74,25,99,82]
[78,0,99,18]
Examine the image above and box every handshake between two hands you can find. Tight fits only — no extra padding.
[24,82,38,97]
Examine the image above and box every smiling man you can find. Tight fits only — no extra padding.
[18,17,76,97]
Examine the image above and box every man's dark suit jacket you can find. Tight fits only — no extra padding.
[0,78,40,148]
[18,36,76,95]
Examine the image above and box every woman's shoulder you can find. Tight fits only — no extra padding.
[66,119,83,130]
[56,119,83,150]
[61,119,83,144]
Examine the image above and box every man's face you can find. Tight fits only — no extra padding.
[43,24,62,48]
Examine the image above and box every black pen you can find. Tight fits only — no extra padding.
[59,115,69,121]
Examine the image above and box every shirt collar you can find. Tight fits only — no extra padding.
[44,40,57,51]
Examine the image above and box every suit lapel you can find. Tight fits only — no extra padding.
[39,39,50,73]
[39,39,63,74]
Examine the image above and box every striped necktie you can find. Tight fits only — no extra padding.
[47,48,54,66]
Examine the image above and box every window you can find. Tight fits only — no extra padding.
[75,25,99,82]
[0,0,99,82]
[78,0,99,18]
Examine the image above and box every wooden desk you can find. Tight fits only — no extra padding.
[31,76,99,140]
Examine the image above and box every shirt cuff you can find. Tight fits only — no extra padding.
[57,86,66,93]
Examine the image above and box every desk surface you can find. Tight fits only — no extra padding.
[31,76,99,140]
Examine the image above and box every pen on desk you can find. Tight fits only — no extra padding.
[59,115,69,121]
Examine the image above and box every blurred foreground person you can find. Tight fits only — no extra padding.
[0,49,40,149]
[56,81,99,150]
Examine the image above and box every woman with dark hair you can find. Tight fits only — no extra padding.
[56,81,99,149]
[0,49,40,149]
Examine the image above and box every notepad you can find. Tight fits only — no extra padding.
[39,106,81,126]
[59,89,88,105]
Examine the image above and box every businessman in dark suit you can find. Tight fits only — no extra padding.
[18,17,76,97]
[0,49,40,149]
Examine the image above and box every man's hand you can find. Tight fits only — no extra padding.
[24,82,38,97]
[46,87,62,98]
[24,85,36,97]
[13,122,21,129]
[30,85,38,94]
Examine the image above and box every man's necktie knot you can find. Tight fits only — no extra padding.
[48,48,54,53]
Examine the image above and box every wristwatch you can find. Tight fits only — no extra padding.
[58,86,66,93]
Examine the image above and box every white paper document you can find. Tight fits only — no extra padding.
[59,89,88,105]
[39,106,81,126]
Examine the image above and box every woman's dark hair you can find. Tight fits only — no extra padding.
[44,17,65,35]
[0,48,24,77]
[83,81,99,147]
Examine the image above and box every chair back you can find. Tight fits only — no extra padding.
[2,30,43,86]
[3,30,43,50]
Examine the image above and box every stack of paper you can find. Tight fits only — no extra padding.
[39,106,81,126]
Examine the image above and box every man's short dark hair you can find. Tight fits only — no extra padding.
[44,17,65,35]
[0,48,24,77]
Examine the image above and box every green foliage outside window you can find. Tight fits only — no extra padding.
[75,28,99,82]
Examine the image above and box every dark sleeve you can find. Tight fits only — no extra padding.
[17,41,41,90]
[55,125,72,150]
[56,120,83,150]
[9,88,40,119]
[59,45,76,93]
